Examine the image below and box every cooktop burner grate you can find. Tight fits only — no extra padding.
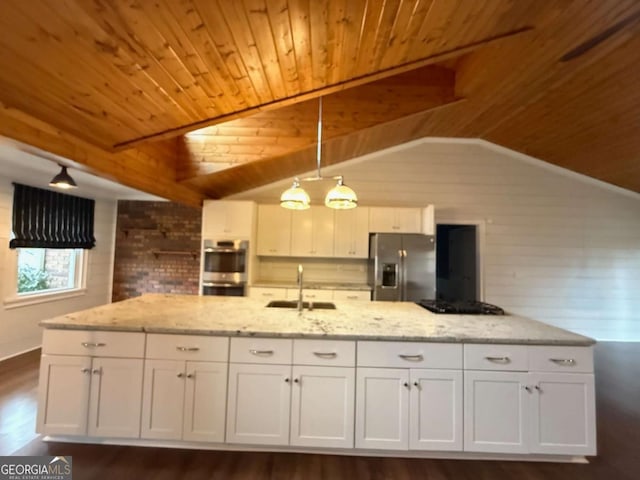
[417,299,505,315]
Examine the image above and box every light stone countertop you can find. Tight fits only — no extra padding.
[251,282,372,291]
[39,294,594,346]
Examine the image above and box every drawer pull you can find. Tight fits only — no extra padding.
[550,358,576,366]
[485,356,510,364]
[398,354,423,361]
[81,368,90,374]
[347,296,358,299]
[250,349,274,356]
[82,342,106,348]
[313,352,337,359]
[176,346,200,352]
[92,368,102,375]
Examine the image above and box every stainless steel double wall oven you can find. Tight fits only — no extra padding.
[201,239,248,296]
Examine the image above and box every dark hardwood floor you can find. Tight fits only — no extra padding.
[2,342,639,479]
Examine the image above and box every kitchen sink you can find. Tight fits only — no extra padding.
[266,300,336,310]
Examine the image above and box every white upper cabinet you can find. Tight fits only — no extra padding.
[369,207,422,233]
[334,207,370,258]
[422,205,435,236]
[202,200,256,238]
[256,205,292,256]
[290,207,335,257]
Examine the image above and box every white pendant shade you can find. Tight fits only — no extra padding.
[280,179,310,210]
[325,178,358,209]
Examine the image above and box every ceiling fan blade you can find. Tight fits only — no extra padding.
[560,9,640,62]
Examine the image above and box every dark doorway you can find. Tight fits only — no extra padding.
[436,224,477,301]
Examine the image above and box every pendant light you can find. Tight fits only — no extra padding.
[49,165,77,189]
[280,177,310,210]
[280,97,357,210]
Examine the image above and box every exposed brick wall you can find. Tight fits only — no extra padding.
[112,201,202,302]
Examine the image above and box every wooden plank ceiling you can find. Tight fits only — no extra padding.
[0,0,639,206]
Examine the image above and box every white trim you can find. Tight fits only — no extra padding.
[3,288,87,310]
[107,202,118,303]
[41,435,589,464]
[0,345,41,364]
[436,218,486,302]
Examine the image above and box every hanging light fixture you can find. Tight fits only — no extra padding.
[280,177,310,210]
[280,97,357,210]
[49,165,77,190]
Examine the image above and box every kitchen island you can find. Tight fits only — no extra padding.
[37,294,596,462]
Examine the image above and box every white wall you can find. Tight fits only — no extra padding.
[0,175,117,360]
[238,139,640,341]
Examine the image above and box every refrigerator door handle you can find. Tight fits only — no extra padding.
[402,249,408,301]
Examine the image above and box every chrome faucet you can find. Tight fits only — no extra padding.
[297,264,304,313]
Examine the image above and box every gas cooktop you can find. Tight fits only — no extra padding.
[417,299,505,315]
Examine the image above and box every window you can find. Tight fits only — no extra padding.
[16,248,85,296]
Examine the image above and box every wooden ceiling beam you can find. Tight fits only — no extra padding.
[175,64,463,180]
[0,103,204,207]
[112,26,532,151]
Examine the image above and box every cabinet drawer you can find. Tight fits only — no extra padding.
[528,345,593,373]
[332,290,370,302]
[464,344,528,371]
[42,329,145,358]
[230,338,292,364]
[249,287,287,300]
[146,334,228,361]
[293,339,356,366]
[357,341,462,369]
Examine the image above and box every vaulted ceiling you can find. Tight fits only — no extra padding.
[0,1,638,207]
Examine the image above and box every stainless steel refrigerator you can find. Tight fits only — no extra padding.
[369,233,436,301]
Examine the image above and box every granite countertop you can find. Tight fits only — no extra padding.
[251,282,372,291]
[39,294,594,346]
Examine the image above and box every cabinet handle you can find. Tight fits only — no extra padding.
[92,368,102,375]
[294,378,300,384]
[413,381,420,388]
[313,352,337,359]
[346,296,358,300]
[284,377,290,383]
[306,295,316,298]
[523,385,532,393]
[250,349,274,356]
[81,368,90,374]
[186,373,194,379]
[81,342,106,348]
[485,356,510,364]
[176,346,200,352]
[534,385,542,392]
[177,372,185,378]
[398,354,423,361]
[403,382,409,388]
[550,358,576,366]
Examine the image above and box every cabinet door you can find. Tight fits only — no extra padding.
[291,207,334,257]
[334,207,369,258]
[226,363,291,445]
[409,369,462,451]
[183,361,228,443]
[464,370,529,453]
[202,200,254,238]
[257,205,291,256]
[355,367,409,450]
[369,207,397,233]
[141,359,185,441]
[88,358,144,438]
[37,355,91,436]
[395,208,421,233]
[529,373,596,455]
[290,365,355,448]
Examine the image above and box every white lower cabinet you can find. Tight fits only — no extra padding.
[290,365,355,448]
[226,363,292,445]
[226,338,356,448]
[464,370,529,453]
[463,344,596,456]
[141,359,227,442]
[38,355,144,438]
[355,367,463,451]
[355,341,463,451]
